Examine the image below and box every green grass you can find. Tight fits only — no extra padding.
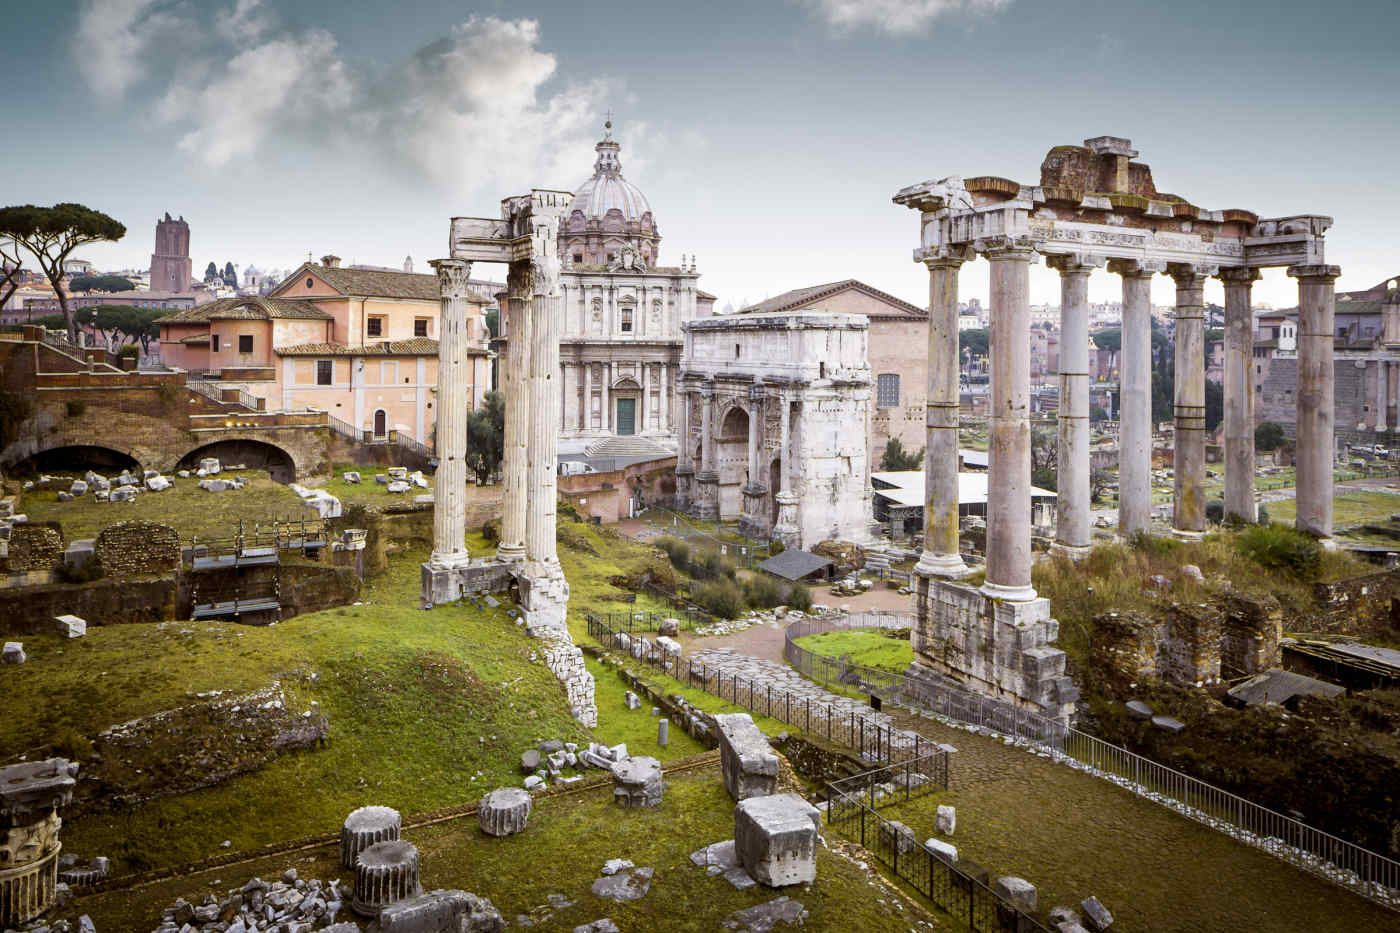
[1263,489,1400,530]
[21,473,309,541]
[585,655,708,762]
[792,631,914,674]
[309,462,437,509]
[73,766,957,933]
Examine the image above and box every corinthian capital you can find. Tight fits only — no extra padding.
[1217,267,1261,285]
[431,258,473,300]
[529,254,562,298]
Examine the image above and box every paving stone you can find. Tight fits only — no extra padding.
[589,867,653,902]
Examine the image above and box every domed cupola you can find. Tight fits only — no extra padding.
[561,119,661,270]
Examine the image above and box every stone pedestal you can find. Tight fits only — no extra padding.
[0,758,77,928]
[478,788,532,837]
[692,471,721,521]
[739,483,769,539]
[353,840,422,917]
[340,805,402,870]
[611,756,663,808]
[715,713,778,801]
[734,794,820,887]
[771,491,799,550]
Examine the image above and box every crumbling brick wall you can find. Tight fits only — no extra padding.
[5,522,64,572]
[1311,569,1400,640]
[1219,592,1283,676]
[1159,603,1222,686]
[1091,610,1158,679]
[95,521,181,576]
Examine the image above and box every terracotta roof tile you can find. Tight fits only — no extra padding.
[737,279,926,319]
[155,297,333,324]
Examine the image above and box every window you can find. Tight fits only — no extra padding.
[877,373,901,408]
[414,318,429,337]
[238,334,253,354]
[316,360,333,386]
[367,316,383,337]
[211,333,220,352]
[735,343,741,358]
[306,277,314,288]
[620,308,633,333]
[574,253,583,264]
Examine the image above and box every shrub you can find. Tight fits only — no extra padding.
[1236,523,1321,577]
[787,581,813,612]
[51,725,93,761]
[1127,530,1178,558]
[65,400,86,418]
[1255,421,1287,452]
[57,560,104,583]
[743,574,787,609]
[769,539,785,556]
[1206,499,1225,524]
[157,382,181,411]
[692,578,746,619]
[481,518,501,543]
[695,550,737,581]
[117,343,139,359]
[657,536,690,572]
[1257,504,1270,525]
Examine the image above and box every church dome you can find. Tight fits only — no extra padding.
[572,123,652,223]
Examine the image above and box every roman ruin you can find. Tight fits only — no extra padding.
[895,137,1338,719]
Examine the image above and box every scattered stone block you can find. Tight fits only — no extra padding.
[1080,895,1114,931]
[723,897,808,931]
[655,635,681,657]
[1125,700,1153,720]
[55,614,86,638]
[369,888,504,933]
[658,617,680,637]
[1179,564,1204,583]
[657,719,669,747]
[376,474,389,485]
[306,491,343,518]
[879,820,919,855]
[57,491,73,502]
[478,787,532,837]
[64,539,96,572]
[723,866,757,889]
[734,794,820,887]
[924,838,957,864]
[110,486,136,502]
[1057,924,1092,933]
[199,458,221,474]
[611,756,663,808]
[177,470,191,478]
[353,840,422,917]
[146,475,171,492]
[341,805,402,869]
[69,479,88,496]
[935,803,956,836]
[993,876,1037,913]
[387,481,411,493]
[387,466,408,481]
[573,920,620,933]
[1049,906,1080,926]
[1151,714,1185,735]
[716,713,778,800]
[409,470,428,488]
[623,691,641,710]
[590,867,653,902]
[601,858,634,876]
[343,471,362,483]
[520,749,542,773]
[2,642,23,664]
[524,775,545,791]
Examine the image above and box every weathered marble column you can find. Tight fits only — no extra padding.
[740,393,766,538]
[982,241,1037,602]
[640,363,649,431]
[773,394,799,547]
[675,386,694,510]
[1110,260,1159,537]
[1219,268,1259,523]
[1171,265,1210,537]
[694,385,719,520]
[916,255,969,578]
[604,363,613,431]
[1049,255,1098,558]
[427,259,473,573]
[1376,360,1388,433]
[1290,264,1341,540]
[497,267,531,563]
[660,362,669,432]
[582,361,592,431]
[700,389,715,471]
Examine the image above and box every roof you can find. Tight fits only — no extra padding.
[697,290,717,301]
[738,280,926,320]
[273,263,504,302]
[156,296,333,324]
[275,338,448,357]
[870,471,1057,509]
[758,549,832,581]
[1226,669,1345,707]
[572,131,652,222]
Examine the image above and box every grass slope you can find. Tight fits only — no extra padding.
[792,631,914,674]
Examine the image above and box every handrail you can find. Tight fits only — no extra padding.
[784,615,1400,910]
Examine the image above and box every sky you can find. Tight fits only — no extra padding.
[8,0,1400,311]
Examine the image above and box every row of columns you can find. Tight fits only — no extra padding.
[918,242,1340,604]
[1368,359,1396,433]
[565,361,673,433]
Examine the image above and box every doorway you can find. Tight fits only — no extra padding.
[373,409,387,440]
[616,398,636,435]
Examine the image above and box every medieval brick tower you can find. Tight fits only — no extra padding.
[150,213,191,294]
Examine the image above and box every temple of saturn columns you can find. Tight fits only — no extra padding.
[894,136,1338,720]
[421,190,596,727]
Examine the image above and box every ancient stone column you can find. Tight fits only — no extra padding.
[582,361,592,431]
[497,267,531,563]
[773,394,799,547]
[352,840,422,917]
[917,255,968,578]
[982,241,1036,602]
[1111,260,1159,537]
[1171,266,1210,537]
[1377,360,1388,433]
[660,362,669,432]
[1219,268,1259,523]
[1290,264,1341,540]
[1049,255,1098,558]
[523,265,569,607]
[340,805,401,869]
[603,363,613,431]
[675,387,693,510]
[427,259,473,574]
[700,389,715,472]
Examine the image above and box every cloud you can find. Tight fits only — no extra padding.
[74,0,186,98]
[795,0,1014,36]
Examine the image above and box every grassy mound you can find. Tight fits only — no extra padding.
[791,630,913,673]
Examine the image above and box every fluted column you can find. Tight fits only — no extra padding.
[660,362,669,432]
[604,363,613,432]
[526,285,562,570]
[1110,260,1159,537]
[773,392,799,547]
[1376,360,1388,433]
[1290,264,1340,540]
[582,361,592,432]
[428,259,473,570]
[497,266,531,563]
[1049,255,1098,557]
[700,388,715,473]
[916,254,968,578]
[1219,268,1259,523]
[1171,265,1210,537]
[982,241,1037,602]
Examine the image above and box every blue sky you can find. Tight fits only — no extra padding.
[8,0,1399,309]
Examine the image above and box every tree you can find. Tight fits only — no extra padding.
[1091,328,1121,352]
[0,204,125,342]
[465,390,506,484]
[0,237,22,313]
[1090,405,1109,423]
[1090,468,1113,503]
[484,308,499,339]
[1204,379,1224,432]
[879,437,924,472]
[1256,421,1287,452]
[1031,426,1057,491]
[70,274,134,293]
[205,261,219,281]
[959,327,989,357]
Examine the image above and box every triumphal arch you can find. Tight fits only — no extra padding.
[895,136,1337,721]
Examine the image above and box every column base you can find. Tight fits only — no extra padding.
[979,580,1038,603]
[772,491,800,550]
[914,550,969,578]
[495,543,526,564]
[691,471,720,521]
[1318,536,1337,552]
[427,550,472,572]
[1049,542,1092,561]
[1170,528,1204,541]
[519,560,571,633]
[420,558,515,607]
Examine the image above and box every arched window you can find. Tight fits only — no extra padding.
[373,409,387,439]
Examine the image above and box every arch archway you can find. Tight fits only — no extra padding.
[11,444,141,477]
[176,439,296,483]
[715,405,750,519]
[373,409,388,440]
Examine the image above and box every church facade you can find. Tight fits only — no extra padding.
[550,123,715,454]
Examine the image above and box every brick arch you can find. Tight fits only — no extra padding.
[175,436,300,483]
[5,437,148,475]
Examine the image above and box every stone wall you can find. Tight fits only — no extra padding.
[532,627,598,728]
[278,563,361,619]
[1219,592,1284,676]
[1311,569,1400,640]
[1255,354,1391,449]
[0,577,177,636]
[1091,593,1284,686]
[1159,603,1222,686]
[94,521,181,576]
[5,522,64,572]
[559,457,676,523]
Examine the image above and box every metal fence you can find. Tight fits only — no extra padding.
[586,608,711,633]
[586,614,935,766]
[826,764,1052,933]
[786,616,1400,910]
[326,413,364,443]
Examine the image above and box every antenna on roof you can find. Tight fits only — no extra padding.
[604,109,613,138]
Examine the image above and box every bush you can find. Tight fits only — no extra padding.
[787,581,813,612]
[657,536,690,571]
[1256,421,1287,452]
[692,578,746,619]
[1257,504,1270,525]
[695,550,737,581]
[1236,523,1321,577]
[743,574,787,609]
[51,725,93,761]
[117,343,139,359]
[481,518,501,543]
[1127,530,1178,557]
[1206,499,1225,524]
[57,560,104,583]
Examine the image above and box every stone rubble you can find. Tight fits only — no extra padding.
[146,874,347,933]
[2,642,24,664]
[720,896,809,932]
